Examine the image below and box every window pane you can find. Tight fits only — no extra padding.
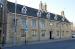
[32,19,36,29]
[20,17,29,32]
[42,32,45,37]
[41,30,45,37]
[32,30,36,37]
[39,19,45,29]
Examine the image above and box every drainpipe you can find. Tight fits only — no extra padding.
[60,24,61,39]
[38,18,40,41]
[13,0,17,45]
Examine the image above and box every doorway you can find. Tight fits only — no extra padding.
[49,31,52,39]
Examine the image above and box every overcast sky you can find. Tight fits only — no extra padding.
[7,0,75,25]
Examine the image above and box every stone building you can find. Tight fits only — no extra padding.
[0,1,72,44]
[0,0,7,44]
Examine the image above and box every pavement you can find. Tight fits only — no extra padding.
[28,38,74,44]
[2,38,75,49]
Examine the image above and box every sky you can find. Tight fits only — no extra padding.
[8,0,75,25]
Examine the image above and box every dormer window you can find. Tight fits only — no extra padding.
[62,16,65,21]
[0,4,2,8]
[37,10,41,17]
[54,14,57,20]
[46,12,50,19]
[21,6,27,15]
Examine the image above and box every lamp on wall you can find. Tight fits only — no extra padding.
[49,23,53,26]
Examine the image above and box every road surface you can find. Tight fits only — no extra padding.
[3,39,75,49]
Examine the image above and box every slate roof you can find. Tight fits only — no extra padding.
[7,1,70,23]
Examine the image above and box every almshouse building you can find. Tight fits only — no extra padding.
[0,1,72,44]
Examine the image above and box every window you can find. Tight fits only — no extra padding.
[32,30,36,37]
[41,30,45,37]
[42,32,45,37]
[54,14,57,20]
[46,12,50,19]
[37,10,41,17]
[57,31,59,36]
[32,19,36,29]
[20,29,26,37]
[0,5,2,8]
[21,6,27,15]
[62,17,65,21]
[21,17,29,32]
[39,19,45,30]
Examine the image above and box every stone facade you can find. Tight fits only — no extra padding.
[0,1,72,44]
[6,12,72,43]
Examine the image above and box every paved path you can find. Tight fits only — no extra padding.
[3,38,75,49]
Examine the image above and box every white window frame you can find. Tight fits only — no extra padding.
[37,10,41,17]
[19,17,29,33]
[39,19,45,29]
[21,6,27,15]
[32,30,36,37]
[54,14,57,20]
[62,16,65,21]
[41,30,46,37]
[32,19,36,29]
[46,12,50,19]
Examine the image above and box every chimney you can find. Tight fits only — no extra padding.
[39,1,47,12]
[44,3,47,12]
[61,11,65,16]
[39,1,43,10]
